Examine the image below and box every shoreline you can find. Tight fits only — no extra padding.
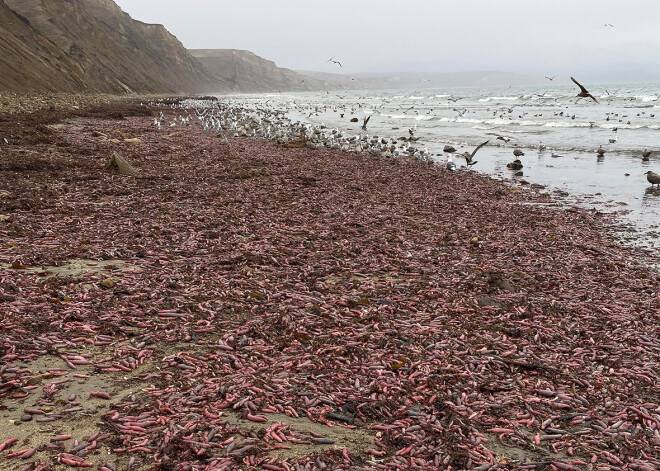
[1,99,659,470]
[216,89,660,249]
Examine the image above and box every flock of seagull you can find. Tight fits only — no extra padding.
[144,75,659,190]
[153,99,437,161]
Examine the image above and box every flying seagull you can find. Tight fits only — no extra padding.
[545,76,556,81]
[362,115,371,131]
[485,133,515,143]
[571,76,599,103]
[327,56,342,67]
[460,139,490,167]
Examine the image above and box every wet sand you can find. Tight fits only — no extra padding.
[1,99,659,470]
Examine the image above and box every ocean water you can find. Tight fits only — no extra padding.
[215,83,660,250]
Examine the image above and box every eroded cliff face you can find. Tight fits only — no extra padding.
[191,49,325,93]
[1,0,215,94]
[0,0,331,95]
[0,1,83,93]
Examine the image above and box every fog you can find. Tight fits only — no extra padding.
[114,0,660,83]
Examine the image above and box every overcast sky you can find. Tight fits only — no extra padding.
[114,0,660,83]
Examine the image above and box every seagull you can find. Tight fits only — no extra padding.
[609,136,617,144]
[539,141,546,151]
[604,23,614,27]
[2,138,8,145]
[446,155,457,172]
[645,171,660,188]
[571,76,599,103]
[513,148,525,158]
[597,146,606,156]
[460,139,490,167]
[485,133,515,143]
[327,56,342,67]
[642,149,651,161]
[362,115,371,131]
[409,124,417,137]
[545,76,556,81]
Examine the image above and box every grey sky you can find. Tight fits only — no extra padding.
[114,0,660,83]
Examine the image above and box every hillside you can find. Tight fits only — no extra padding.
[191,49,326,93]
[0,0,214,94]
[0,0,547,96]
[0,1,84,93]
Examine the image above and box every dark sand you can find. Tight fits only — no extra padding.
[0,99,659,470]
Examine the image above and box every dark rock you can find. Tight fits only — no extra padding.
[476,296,505,309]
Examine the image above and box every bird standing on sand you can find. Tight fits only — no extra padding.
[571,77,599,104]
[446,155,457,172]
[597,146,606,156]
[460,140,490,167]
[642,149,651,161]
[645,171,660,188]
[513,148,525,158]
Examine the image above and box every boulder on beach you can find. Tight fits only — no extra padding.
[105,152,137,176]
[507,159,523,170]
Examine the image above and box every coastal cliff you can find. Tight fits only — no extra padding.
[0,0,214,94]
[191,49,325,93]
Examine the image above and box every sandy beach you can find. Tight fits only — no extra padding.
[1,98,659,470]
